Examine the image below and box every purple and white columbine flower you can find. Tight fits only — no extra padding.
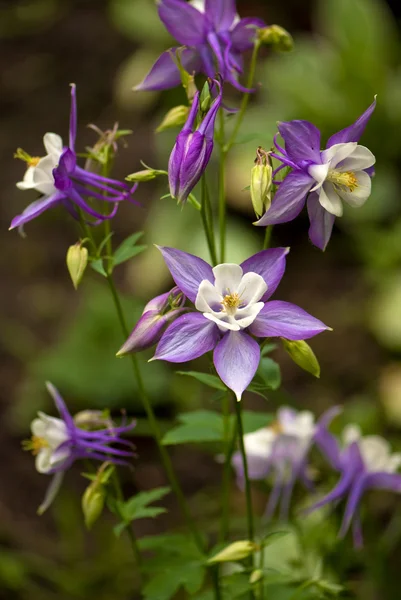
[24,382,135,514]
[255,99,377,250]
[134,0,264,93]
[232,408,316,519]
[11,85,137,231]
[311,411,401,547]
[169,80,222,204]
[149,246,330,400]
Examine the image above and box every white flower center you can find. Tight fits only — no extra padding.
[16,132,64,197]
[343,424,401,473]
[195,263,267,332]
[308,142,376,217]
[30,412,70,473]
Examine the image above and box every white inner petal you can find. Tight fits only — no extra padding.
[336,144,376,172]
[244,428,276,459]
[237,272,267,305]
[212,263,243,296]
[321,142,358,168]
[318,182,344,216]
[358,436,397,473]
[336,171,371,208]
[43,132,64,160]
[309,163,330,192]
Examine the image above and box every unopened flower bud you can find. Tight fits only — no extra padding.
[126,169,166,182]
[156,105,190,133]
[249,569,263,585]
[281,338,321,378]
[251,147,273,218]
[258,25,294,52]
[66,243,88,290]
[207,540,258,564]
[200,81,212,113]
[82,481,106,529]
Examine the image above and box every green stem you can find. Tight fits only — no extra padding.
[200,177,218,266]
[219,392,237,543]
[234,399,254,542]
[288,580,315,600]
[112,472,143,577]
[262,225,273,250]
[218,110,227,263]
[106,273,205,553]
[225,40,262,153]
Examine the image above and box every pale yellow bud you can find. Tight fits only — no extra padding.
[82,482,105,529]
[156,105,189,133]
[207,540,259,564]
[251,163,273,218]
[259,25,294,52]
[66,243,88,290]
[249,569,263,585]
[282,338,321,378]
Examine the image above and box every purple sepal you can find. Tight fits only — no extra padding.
[249,300,330,340]
[153,312,220,362]
[205,0,236,31]
[240,247,289,301]
[158,0,208,46]
[307,192,336,251]
[69,84,77,151]
[255,171,313,226]
[313,406,343,470]
[9,193,64,230]
[327,98,377,147]
[134,47,202,92]
[230,17,265,51]
[213,331,260,401]
[278,120,322,164]
[157,246,213,303]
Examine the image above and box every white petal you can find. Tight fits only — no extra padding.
[16,166,36,190]
[35,448,53,473]
[203,312,240,331]
[212,263,243,296]
[388,453,401,473]
[195,279,222,313]
[359,435,392,473]
[33,413,69,449]
[189,0,205,12]
[337,171,371,208]
[43,132,63,159]
[38,472,65,515]
[237,272,268,305]
[309,163,330,191]
[318,182,343,216]
[244,428,276,457]
[322,142,358,168]
[343,424,362,446]
[234,302,264,329]
[337,145,376,172]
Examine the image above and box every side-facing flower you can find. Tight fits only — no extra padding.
[23,382,135,513]
[310,410,401,547]
[149,246,330,400]
[117,287,186,355]
[255,99,376,250]
[134,0,264,93]
[11,85,137,231]
[232,408,316,519]
[169,80,222,204]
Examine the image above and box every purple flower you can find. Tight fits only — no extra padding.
[149,246,330,400]
[134,0,264,93]
[24,382,135,513]
[232,407,316,520]
[11,85,137,231]
[117,287,187,355]
[169,80,222,203]
[255,99,377,250]
[310,410,401,547]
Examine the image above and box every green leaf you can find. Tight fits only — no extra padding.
[162,410,224,445]
[113,232,147,266]
[122,486,171,520]
[257,357,281,390]
[90,258,107,277]
[142,559,206,600]
[114,507,167,536]
[176,370,226,391]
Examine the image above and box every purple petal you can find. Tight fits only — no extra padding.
[265,470,285,519]
[339,476,367,539]
[198,81,222,138]
[305,459,359,516]
[213,331,260,401]
[278,120,322,164]
[232,451,271,483]
[352,512,364,549]
[205,0,236,31]
[168,130,192,198]
[240,247,289,302]
[9,193,63,230]
[158,0,208,45]
[45,382,75,429]
[134,47,202,92]
[327,98,376,147]
[279,475,296,521]
[314,407,343,470]
[153,312,220,362]
[144,287,185,312]
[157,246,214,303]
[364,471,401,493]
[307,192,336,251]
[255,171,312,226]
[117,308,185,355]
[69,84,77,151]
[231,17,265,51]
[38,472,65,515]
[249,300,330,340]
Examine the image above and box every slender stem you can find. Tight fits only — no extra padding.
[262,225,273,250]
[219,392,237,543]
[211,566,222,600]
[112,472,143,577]
[234,399,254,542]
[200,177,218,266]
[106,273,205,553]
[218,110,227,263]
[225,40,262,153]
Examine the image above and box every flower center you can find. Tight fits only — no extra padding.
[22,435,49,456]
[28,156,41,167]
[270,421,284,435]
[221,292,241,315]
[327,170,358,192]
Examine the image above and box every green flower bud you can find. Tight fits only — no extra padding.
[156,105,190,133]
[66,243,88,290]
[82,482,105,529]
[251,163,273,218]
[281,338,321,378]
[208,540,259,564]
[249,569,263,585]
[258,25,294,52]
[200,81,212,113]
[126,169,158,182]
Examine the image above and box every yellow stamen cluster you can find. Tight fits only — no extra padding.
[221,292,241,315]
[270,420,284,435]
[14,148,41,167]
[327,170,358,192]
[22,436,49,456]
[28,156,41,167]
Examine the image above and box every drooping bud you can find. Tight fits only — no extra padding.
[66,243,88,290]
[251,147,273,218]
[199,81,212,113]
[281,338,321,378]
[126,168,167,182]
[249,570,263,585]
[117,287,186,356]
[207,540,259,564]
[156,105,190,133]
[82,481,106,529]
[258,25,294,52]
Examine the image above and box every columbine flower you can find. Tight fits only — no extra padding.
[134,0,264,93]
[146,246,330,400]
[23,382,135,514]
[117,287,186,355]
[169,80,222,204]
[310,410,401,547]
[255,99,376,250]
[11,85,137,231]
[232,408,316,519]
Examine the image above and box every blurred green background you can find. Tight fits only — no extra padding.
[1,0,401,598]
